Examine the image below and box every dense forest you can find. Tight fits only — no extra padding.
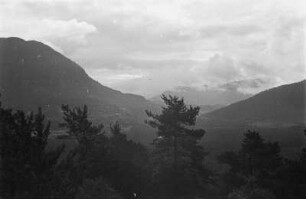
[0,94,305,199]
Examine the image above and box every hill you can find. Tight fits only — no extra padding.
[195,80,306,168]
[0,37,156,141]
[199,80,306,127]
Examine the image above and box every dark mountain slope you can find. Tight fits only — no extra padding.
[0,37,155,129]
[200,80,306,127]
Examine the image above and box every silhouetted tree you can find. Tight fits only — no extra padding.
[76,178,122,199]
[218,130,283,197]
[228,185,275,199]
[271,129,306,199]
[57,104,104,198]
[86,121,151,199]
[0,100,64,199]
[146,95,213,199]
[60,104,103,157]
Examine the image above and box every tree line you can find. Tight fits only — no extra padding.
[0,95,305,199]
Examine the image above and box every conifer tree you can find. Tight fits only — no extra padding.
[218,130,283,197]
[91,121,151,199]
[146,95,213,199]
[60,105,103,157]
[0,100,64,199]
[59,104,104,192]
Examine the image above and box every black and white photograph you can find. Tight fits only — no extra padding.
[0,0,305,198]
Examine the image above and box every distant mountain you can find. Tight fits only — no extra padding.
[0,37,156,138]
[200,80,306,127]
[150,86,251,107]
[199,104,224,115]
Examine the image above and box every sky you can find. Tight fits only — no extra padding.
[0,0,305,97]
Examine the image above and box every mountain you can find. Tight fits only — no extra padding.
[199,80,306,127]
[150,85,251,107]
[1,37,305,160]
[196,80,306,167]
[0,37,156,139]
[199,104,224,115]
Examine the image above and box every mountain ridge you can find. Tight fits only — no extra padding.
[1,37,305,146]
[0,37,154,131]
[199,79,306,127]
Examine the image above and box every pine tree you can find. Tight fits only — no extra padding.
[76,177,122,199]
[274,129,306,199]
[146,95,213,199]
[60,105,103,157]
[87,121,151,199]
[218,130,283,197]
[0,100,64,199]
[58,104,104,193]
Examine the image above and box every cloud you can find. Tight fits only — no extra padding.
[0,0,305,97]
[0,1,97,53]
[2,18,96,51]
[218,78,276,93]
[197,24,263,39]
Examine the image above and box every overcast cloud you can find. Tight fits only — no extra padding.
[0,0,305,97]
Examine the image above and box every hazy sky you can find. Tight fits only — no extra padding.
[0,0,305,97]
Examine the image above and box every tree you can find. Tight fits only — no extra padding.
[57,104,104,198]
[272,129,306,199]
[86,121,151,199]
[218,130,283,197]
[76,178,122,199]
[60,105,103,157]
[0,100,64,199]
[59,106,151,198]
[228,186,275,199]
[146,95,213,199]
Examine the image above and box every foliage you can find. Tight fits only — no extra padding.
[60,104,103,156]
[59,106,151,199]
[86,121,151,199]
[268,130,306,199]
[56,104,104,198]
[228,186,275,199]
[218,130,283,196]
[76,178,122,199]
[218,130,284,198]
[0,100,64,199]
[146,95,213,199]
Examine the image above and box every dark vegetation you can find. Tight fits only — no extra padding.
[1,95,306,199]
